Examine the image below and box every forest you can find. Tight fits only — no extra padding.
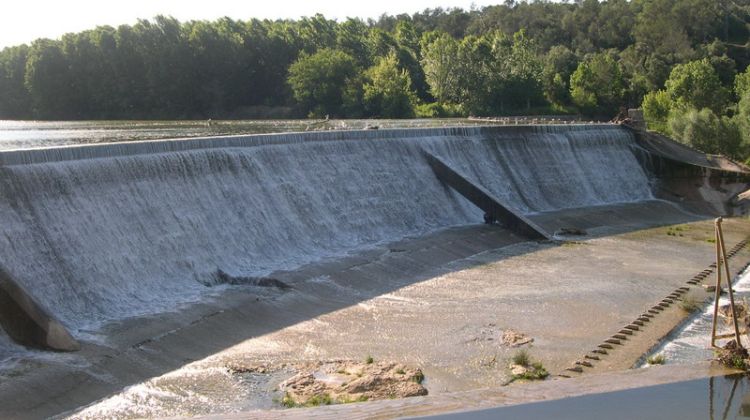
[1,0,750,159]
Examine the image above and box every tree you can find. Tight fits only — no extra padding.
[503,30,544,110]
[641,90,672,135]
[0,4,748,125]
[570,52,625,116]
[736,67,750,98]
[454,34,497,115]
[668,107,744,158]
[542,45,578,105]
[363,53,417,118]
[335,18,371,67]
[287,48,360,117]
[664,58,728,114]
[296,14,337,53]
[24,39,76,118]
[0,45,32,118]
[421,33,462,104]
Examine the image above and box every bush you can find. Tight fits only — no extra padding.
[647,353,666,365]
[415,102,465,118]
[668,107,744,158]
[642,90,672,134]
[363,53,417,118]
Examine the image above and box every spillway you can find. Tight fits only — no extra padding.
[424,127,653,213]
[0,125,709,346]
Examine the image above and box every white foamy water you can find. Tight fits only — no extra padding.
[425,126,653,213]
[645,269,750,366]
[64,364,260,419]
[0,125,655,340]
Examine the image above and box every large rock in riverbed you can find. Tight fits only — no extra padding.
[279,360,427,406]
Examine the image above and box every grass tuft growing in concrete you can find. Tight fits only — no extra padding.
[679,295,704,313]
[510,350,549,381]
[647,353,666,365]
[511,349,530,366]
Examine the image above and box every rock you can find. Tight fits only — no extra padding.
[510,364,528,376]
[554,227,587,236]
[278,360,427,407]
[208,269,291,289]
[502,330,534,347]
[715,341,750,370]
[719,302,748,324]
[226,362,273,374]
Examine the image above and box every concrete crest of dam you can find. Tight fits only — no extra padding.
[0,123,749,418]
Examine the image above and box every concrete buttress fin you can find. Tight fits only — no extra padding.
[422,149,550,240]
[0,266,79,351]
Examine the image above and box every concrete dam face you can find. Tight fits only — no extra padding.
[0,125,742,351]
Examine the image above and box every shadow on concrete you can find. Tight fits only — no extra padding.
[0,202,717,418]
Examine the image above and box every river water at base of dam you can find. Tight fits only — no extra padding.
[644,269,750,367]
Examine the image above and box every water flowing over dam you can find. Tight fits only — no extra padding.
[0,124,738,352]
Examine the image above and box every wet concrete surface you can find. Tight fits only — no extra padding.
[2,210,750,419]
[216,362,734,419]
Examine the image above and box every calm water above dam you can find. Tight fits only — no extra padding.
[0,119,494,150]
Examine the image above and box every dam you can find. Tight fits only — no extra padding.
[0,123,749,418]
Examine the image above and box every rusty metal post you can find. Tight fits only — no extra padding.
[718,218,743,347]
[711,217,743,348]
[711,219,723,348]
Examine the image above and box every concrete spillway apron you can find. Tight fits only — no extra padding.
[0,266,79,351]
[422,150,550,240]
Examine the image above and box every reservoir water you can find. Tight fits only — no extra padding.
[0,119,490,150]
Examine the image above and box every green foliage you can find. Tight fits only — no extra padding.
[365,355,374,364]
[304,393,334,407]
[570,52,625,116]
[511,349,530,367]
[642,90,673,135]
[280,392,298,408]
[665,58,728,113]
[0,45,32,118]
[424,30,544,116]
[510,350,549,381]
[420,33,461,104]
[736,68,750,98]
[415,102,464,118]
[679,295,703,313]
[287,48,360,118]
[733,355,747,370]
[668,107,744,159]
[412,370,425,384]
[24,39,76,118]
[647,353,666,365]
[363,53,417,118]
[542,45,578,105]
[735,92,750,153]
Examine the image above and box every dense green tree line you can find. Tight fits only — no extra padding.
[1,0,750,158]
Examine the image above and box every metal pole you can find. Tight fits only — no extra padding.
[717,218,743,347]
[712,218,723,348]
